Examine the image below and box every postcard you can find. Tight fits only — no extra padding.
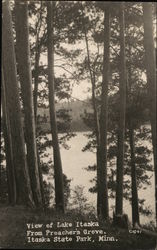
[1,1,157,249]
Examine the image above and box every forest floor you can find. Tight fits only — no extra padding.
[0,204,156,250]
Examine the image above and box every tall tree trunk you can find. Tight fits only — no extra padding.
[2,0,34,207]
[2,70,16,205]
[0,163,1,201]
[83,17,101,218]
[32,7,45,206]
[33,36,46,209]
[128,123,140,226]
[33,3,45,208]
[99,6,111,219]
[47,1,64,213]
[37,149,46,209]
[33,2,43,122]
[143,2,157,224]
[127,45,140,226]
[115,2,127,215]
[33,48,40,122]
[14,1,43,208]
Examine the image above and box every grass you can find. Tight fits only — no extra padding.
[0,204,156,250]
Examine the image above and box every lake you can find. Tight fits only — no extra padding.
[44,132,155,225]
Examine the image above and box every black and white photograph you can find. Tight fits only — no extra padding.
[0,1,157,249]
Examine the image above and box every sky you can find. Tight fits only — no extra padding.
[39,39,98,101]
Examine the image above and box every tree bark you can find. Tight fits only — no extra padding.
[14,1,43,208]
[33,2,43,122]
[143,2,157,225]
[83,4,110,219]
[0,163,1,201]
[115,2,127,215]
[127,43,140,226]
[33,49,40,122]
[98,6,111,219]
[2,0,34,207]
[83,15,101,218]
[1,70,16,205]
[128,124,140,226]
[47,1,65,213]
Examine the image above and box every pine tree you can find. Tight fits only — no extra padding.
[98,5,111,220]
[115,2,127,216]
[47,1,65,213]
[143,2,157,224]
[2,0,34,207]
[14,1,43,208]
[128,122,140,226]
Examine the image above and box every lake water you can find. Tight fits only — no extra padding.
[44,132,155,225]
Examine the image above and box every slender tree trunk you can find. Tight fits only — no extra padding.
[33,49,40,122]
[33,47,46,208]
[33,2,43,122]
[143,2,157,225]
[83,29,100,145]
[47,1,64,213]
[1,70,17,205]
[37,150,46,209]
[33,38,46,209]
[115,2,127,215]
[127,44,140,226]
[14,1,43,208]
[2,0,34,207]
[96,147,101,217]
[0,163,1,201]
[128,124,140,226]
[92,73,101,218]
[33,3,45,208]
[32,17,45,207]
[83,4,110,219]
[99,6,111,219]
[83,19,101,217]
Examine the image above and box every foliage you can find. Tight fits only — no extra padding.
[70,185,95,214]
